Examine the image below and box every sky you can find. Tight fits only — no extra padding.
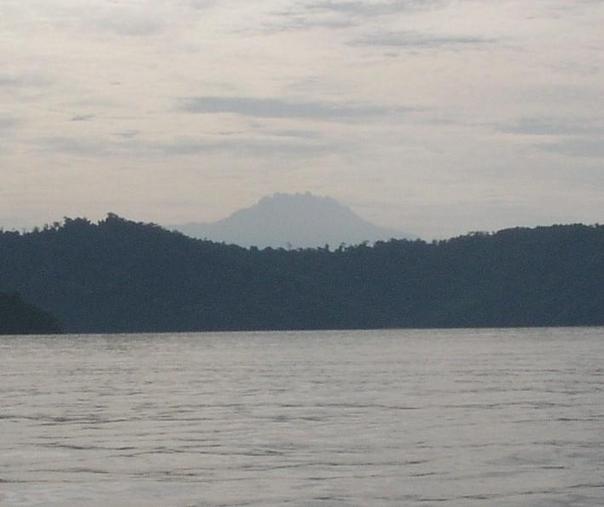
[1,0,603,239]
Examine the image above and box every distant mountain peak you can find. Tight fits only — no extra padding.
[172,193,414,248]
[255,192,343,212]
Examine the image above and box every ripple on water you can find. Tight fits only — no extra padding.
[1,328,603,506]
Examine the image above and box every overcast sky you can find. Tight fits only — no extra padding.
[1,0,603,238]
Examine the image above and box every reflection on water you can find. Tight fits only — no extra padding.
[1,328,603,506]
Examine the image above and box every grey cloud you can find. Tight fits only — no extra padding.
[93,15,163,37]
[268,129,323,140]
[264,0,444,32]
[539,138,604,159]
[114,130,140,139]
[508,84,604,107]
[0,76,25,87]
[0,117,18,152]
[87,0,213,37]
[263,16,353,32]
[0,117,18,131]
[496,117,604,158]
[540,0,604,17]
[71,114,96,122]
[33,137,114,157]
[352,31,496,49]
[0,73,50,88]
[305,0,444,17]
[160,136,340,158]
[185,0,217,9]
[40,2,166,37]
[31,133,339,159]
[178,96,412,121]
[217,126,324,140]
[32,136,154,158]
[497,117,604,137]
[2,1,214,40]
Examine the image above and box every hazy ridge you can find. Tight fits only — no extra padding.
[172,193,414,248]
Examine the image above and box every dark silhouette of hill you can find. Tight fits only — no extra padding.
[0,292,61,335]
[172,192,413,248]
[0,214,602,333]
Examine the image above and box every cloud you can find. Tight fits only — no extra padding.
[263,0,445,32]
[178,96,412,121]
[159,135,341,158]
[0,117,19,153]
[0,117,19,131]
[268,129,323,140]
[539,0,604,17]
[114,130,140,139]
[76,1,212,37]
[496,117,604,158]
[33,137,114,157]
[91,12,164,37]
[263,15,353,31]
[0,72,50,89]
[185,0,217,10]
[352,31,496,50]
[71,114,96,122]
[264,0,448,32]
[539,138,604,159]
[496,117,604,137]
[0,76,25,87]
[305,0,444,17]
[10,1,170,38]
[30,133,340,159]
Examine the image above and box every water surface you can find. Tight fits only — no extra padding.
[1,328,603,506]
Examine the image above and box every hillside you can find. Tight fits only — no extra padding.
[172,193,412,248]
[0,215,602,333]
[0,292,61,335]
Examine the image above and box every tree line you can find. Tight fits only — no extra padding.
[0,214,602,333]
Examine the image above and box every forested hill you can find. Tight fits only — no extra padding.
[0,214,602,333]
[0,292,61,335]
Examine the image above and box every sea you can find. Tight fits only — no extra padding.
[1,328,603,506]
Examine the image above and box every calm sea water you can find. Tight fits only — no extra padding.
[1,328,603,506]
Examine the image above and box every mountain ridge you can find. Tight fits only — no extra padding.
[0,215,602,333]
[172,192,414,248]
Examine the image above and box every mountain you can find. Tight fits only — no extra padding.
[171,193,414,248]
[0,215,603,333]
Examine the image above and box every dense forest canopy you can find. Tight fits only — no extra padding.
[0,214,602,333]
[0,292,61,335]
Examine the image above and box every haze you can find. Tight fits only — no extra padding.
[1,0,603,238]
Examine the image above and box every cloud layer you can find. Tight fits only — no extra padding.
[178,96,410,120]
[1,0,603,237]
